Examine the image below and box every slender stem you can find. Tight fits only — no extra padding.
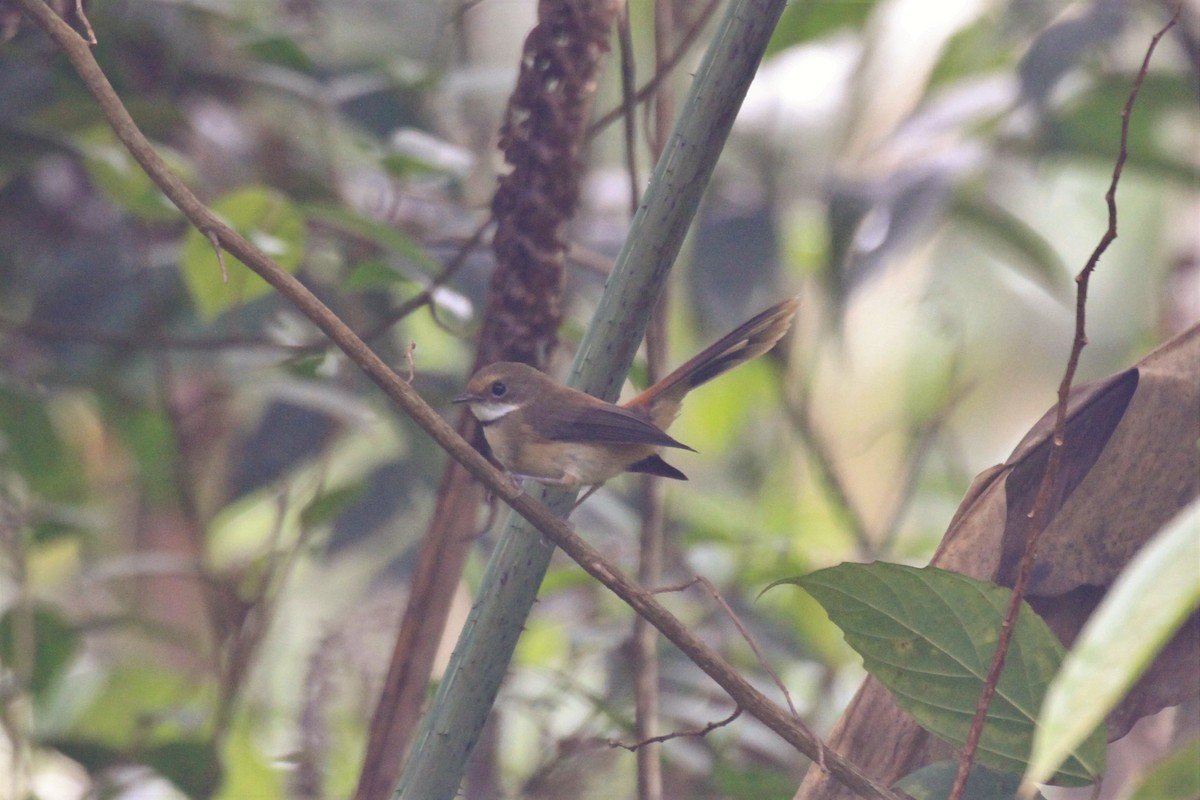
[947,9,1180,799]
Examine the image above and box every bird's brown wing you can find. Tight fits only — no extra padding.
[539,404,696,451]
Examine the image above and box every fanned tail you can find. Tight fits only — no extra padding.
[625,297,799,428]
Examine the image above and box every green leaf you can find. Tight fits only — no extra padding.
[895,760,1042,800]
[0,386,84,502]
[713,759,799,798]
[71,664,212,746]
[300,483,366,529]
[767,1,877,56]
[1026,499,1200,786]
[144,739,223,799]
[283,352,331,378]
[47,738,124,773]
[0,604,80,700]
[216,714,284,800]
[47,737,222,798]
[514,617,569,668]
[773,562,1104,784]
[344,259,412,292]
[242,34,315,73]
[31,519,86,546]
[381,152,446,179]
[108,403,176,506]
[181,186,306,320]
[1128,736,1200,800]
[75,124,189,221]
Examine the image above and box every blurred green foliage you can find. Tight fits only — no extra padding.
[0,0,1194,797]
[180,186,306,319]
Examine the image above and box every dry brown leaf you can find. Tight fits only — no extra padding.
[794,323,1200,800]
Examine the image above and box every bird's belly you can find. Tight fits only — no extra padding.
[489,431,657,486]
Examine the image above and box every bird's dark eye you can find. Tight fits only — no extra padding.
[490,381,507,398]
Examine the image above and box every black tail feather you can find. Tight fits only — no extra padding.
[625,454,688,481]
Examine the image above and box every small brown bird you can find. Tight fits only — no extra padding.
[454,297,799,494]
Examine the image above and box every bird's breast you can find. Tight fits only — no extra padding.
[483,417,658,485]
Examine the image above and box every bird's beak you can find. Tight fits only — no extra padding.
[451,393,477,405]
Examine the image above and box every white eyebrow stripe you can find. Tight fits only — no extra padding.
[471,401,521,422]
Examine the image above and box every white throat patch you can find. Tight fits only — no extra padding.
[471,401,520,422]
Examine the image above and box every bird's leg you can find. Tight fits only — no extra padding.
[482,472,525,508]
[572,483,604,509]
[507,470,600,510]
[468,492,503,538]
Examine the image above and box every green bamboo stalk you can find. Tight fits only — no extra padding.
[393,0,788,796]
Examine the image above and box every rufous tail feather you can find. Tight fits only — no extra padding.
[626,297,799,428]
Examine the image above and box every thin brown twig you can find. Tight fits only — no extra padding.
[587,0,720,139]
[206,229,229,284]
[947,9,1181,800]
[73,0,94,44]
[403,340,416,383]
[708,571,827,773]
[360,214,491,342]
[16,3,901,796]
[616,5,663,797]
[632,469,666,800]
[657,576,805,723]
[616,7,640,213]
[609,706,742,752]
[426,231,615,277]
[566,240,616,275]
[149,349,242,735]
[650,0,675,159]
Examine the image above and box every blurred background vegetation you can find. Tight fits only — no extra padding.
[0,0,1195,797]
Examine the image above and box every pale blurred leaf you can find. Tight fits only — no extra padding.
[1026,499,1200,786]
